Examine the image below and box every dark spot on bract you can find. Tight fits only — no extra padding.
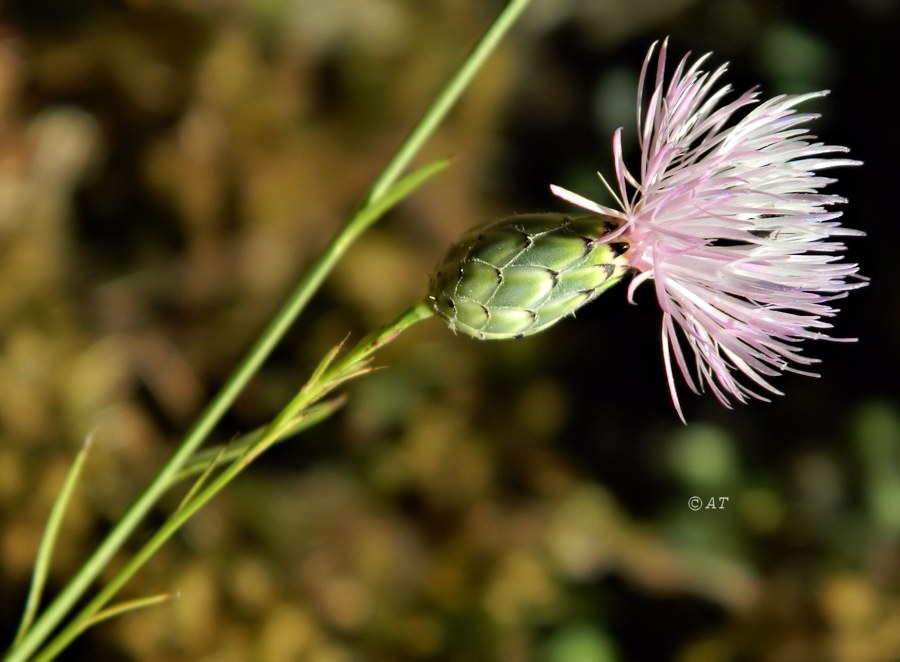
[576,236,591,257]
[610,242,628,256]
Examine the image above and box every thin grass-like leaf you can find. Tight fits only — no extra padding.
[325,364,379,390]
[172,397,346,484]
[175,443,229,514]
[13,435,94,646]
[281,395,348,436]
[81,592,177,631]
[364,157,451,216]
[304,336,349,391]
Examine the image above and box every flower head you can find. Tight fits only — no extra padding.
[551,39,866,419]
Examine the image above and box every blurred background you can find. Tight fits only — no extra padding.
[1,0,898,660]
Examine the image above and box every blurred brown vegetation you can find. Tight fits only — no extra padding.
[1,0,899,660]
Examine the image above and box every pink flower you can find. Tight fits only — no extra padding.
[551,39,866,420]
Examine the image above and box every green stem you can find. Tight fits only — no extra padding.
[2,160,440,662]
[32,301,434,662]
[32,443,268,662]
[365,0,531,205]
[5,2,529,659]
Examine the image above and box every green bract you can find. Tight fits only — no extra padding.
[429,213,631,339]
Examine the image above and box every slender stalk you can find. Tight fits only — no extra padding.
[32,302,434,662]
[5,2,529,659]
[367,0,532,205]
[2,159,443,662]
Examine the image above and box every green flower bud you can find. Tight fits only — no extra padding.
[429,213,631,340]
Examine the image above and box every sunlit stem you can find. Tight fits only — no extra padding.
[31,301,434,662]
[4,1,529,658]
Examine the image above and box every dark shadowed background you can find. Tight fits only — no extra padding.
[1,0,898,660]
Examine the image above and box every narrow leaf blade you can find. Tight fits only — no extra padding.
[81,592,177,631]
[14,435,94,645]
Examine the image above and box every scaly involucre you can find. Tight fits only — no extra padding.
[551,39,865,420]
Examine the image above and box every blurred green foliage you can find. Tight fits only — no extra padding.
[1,0,897,660]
